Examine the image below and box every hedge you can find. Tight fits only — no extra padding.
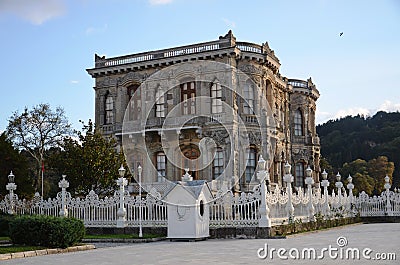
[9,215,85,248]
[0,212,15,237]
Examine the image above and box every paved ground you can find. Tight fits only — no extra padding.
[3,223,399,265]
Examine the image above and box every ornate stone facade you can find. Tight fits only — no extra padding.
[87,31,320,191]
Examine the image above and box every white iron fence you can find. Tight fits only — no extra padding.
[1,164,399,229]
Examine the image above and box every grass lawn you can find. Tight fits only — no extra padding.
[0,245,46,254]
[84,233,164,239]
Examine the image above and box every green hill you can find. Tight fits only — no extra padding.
[316,111,400,189]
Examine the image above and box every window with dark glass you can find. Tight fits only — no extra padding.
[156,87,165,118]
[211,82,222,114]
[181,82,196,115]
[294,109,303,136]
[245,148,257,182]
[156,152,166,182]
[105,94,113,124]
[213,149,224,179]
[243,82,254,114]
[127,85,141,120]
[295,163,305,187]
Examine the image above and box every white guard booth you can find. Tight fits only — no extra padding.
[164,179,213,240]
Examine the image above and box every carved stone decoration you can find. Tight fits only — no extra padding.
[238,64,263,75]
[248,131,261,146]
[292,148,310,161]
[97,77,117,87]
[203,130,229,146]
[120,72,145,86]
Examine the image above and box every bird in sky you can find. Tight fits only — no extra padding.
[340,32,343,36]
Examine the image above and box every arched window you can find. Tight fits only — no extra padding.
[127,84,141,120]
[156,152,166,182]
[294,109,303,136]
[243,82,254,114]
[155,86,165,118]
[181,81,196,115]
[213,149,224,179]
[295,162,305,187]
[105,94,113,124]
[181,145,200,180]
[245,147,257,182]
[211,82,222,114]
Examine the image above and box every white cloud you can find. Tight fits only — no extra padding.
[85,24,108,35]
[378,100,400,113]
[0,0,66,25]
[70,80,79,84]
[149,0,173,5]
[334,107,371,119]
[222,18,236,28]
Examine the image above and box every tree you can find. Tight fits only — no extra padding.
[0,132,34,198]
[340,159,374,195]
[7,103,72,195]
[49,120,128,196]
[367,156,394,195]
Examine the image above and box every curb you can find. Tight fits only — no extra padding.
[0,244,96,261]
[82,237,166,243]
[286,222,363,238]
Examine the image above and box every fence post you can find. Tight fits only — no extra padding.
[257,155,271,228]
[6,171,17,215]
[138,165,143,238]
[305,166,315,222]
[283,162,294,223]
[58,175,69,217]
[116,165,128,228]
[384,175,393,216]
[320,170,331,218]
[346,175,354,217]
[335,172,343,207]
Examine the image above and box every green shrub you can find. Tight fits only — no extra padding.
[9,215,85,248]
[0,212,15,237]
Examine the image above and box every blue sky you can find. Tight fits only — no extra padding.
[0,0,399,132]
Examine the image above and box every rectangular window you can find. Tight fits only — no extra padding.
[213,149,224,179]
[105,96,113,124]
[211,82,223,114]
[243,83,254,114]
[181,82,196,115]
[245,148,257,182]
[294,110,303,136]
[295,163,304,187]
[128,85,141,120]
[156,153,166,182]
[156,88,165,118]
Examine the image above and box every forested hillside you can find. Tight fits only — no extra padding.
[317,111,400,191]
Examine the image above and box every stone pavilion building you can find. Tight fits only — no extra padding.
[86,31,321,192]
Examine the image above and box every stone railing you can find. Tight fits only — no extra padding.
[95,39,224,68]
[236,42,262,54]
[94,35,274,69]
